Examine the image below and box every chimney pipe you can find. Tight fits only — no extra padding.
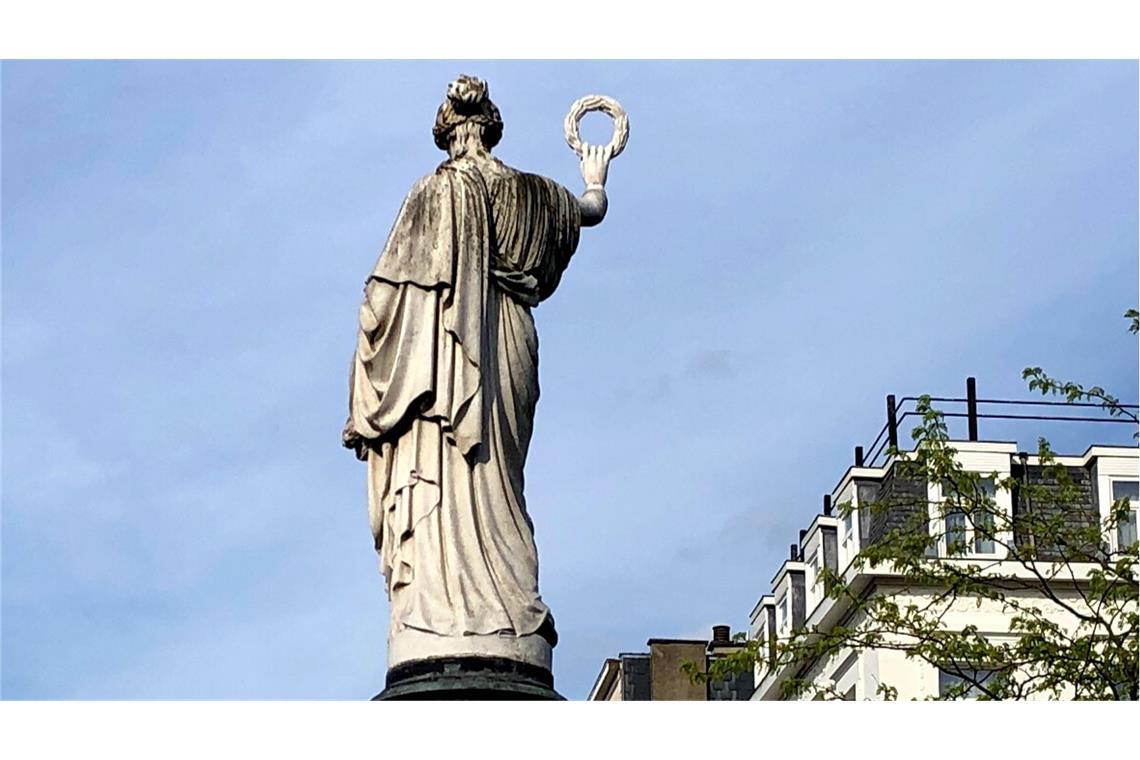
[711,625,731,645]
[823,494,833,516]
[789,544,798,561]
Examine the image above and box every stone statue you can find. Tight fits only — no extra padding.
[342,75,626,698]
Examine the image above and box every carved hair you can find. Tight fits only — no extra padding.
[432,75,503,152]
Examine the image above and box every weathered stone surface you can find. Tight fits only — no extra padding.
[341,75,626,695]
[647,640,707,701]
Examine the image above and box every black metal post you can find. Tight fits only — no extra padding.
[966,376,978,441]
[855,446,864,467]
[886,394,898,449]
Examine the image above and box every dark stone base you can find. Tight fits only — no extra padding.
[373,656,564,701]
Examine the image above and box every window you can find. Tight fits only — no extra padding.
[856,482,878,542]
[777,592,788,630]
[974,509,995,554]
[938,667,997,699]
[1112,480,1139,549]
[807,548,819,588]
[972,479,997,554]
[941,478,998,556]
[945,510,967,555]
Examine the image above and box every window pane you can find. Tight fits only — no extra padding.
[1118,511,1137,549]
[856,483,879,542]
[938,668,993,699]
[1113,481,1138,551]
[974,510,995,554]
[1112,480,1139,503]
[945,511,967,555]
[937,669,960,697]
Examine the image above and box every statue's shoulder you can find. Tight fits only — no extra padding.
[480,159,571,198]
[494,160,559,188]
[437,156,513,181]
[397,167,463,210]
[412,167,452,193]
[394,172,436,206]
[428,158,572,202]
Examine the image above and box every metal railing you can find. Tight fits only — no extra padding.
[854,377,1139,470]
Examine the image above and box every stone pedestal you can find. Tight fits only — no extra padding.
[376,618,561,700]
[374,656,563,700]
[388,627,553,671]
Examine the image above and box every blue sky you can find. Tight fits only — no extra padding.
[2,61,1137,700]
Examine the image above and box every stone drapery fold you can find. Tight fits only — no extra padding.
[345,158,580,640]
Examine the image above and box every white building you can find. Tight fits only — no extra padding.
[749,388,1138,700]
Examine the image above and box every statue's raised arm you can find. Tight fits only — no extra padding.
[564,94,628,228]
[578,144,611,226]
[343,75,627,700]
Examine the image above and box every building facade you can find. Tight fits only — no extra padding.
[587,626,754,700]
[749,438,1138,700]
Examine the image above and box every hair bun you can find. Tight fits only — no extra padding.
[447,75,488,111]
[432,75,503,152]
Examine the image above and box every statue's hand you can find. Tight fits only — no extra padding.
[579,144,612,190]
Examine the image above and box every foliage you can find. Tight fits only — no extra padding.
[687,314,1139,700]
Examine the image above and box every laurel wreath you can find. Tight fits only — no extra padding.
[563,95,629,159]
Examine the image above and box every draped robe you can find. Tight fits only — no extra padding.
[346,157,580,644]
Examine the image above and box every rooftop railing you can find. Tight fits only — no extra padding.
[855,377,1139,470]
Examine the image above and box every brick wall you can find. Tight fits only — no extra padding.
[1011,463,1100,561]
[620,654,651,701]
[867,466,929,547]
[707,668,755,700]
